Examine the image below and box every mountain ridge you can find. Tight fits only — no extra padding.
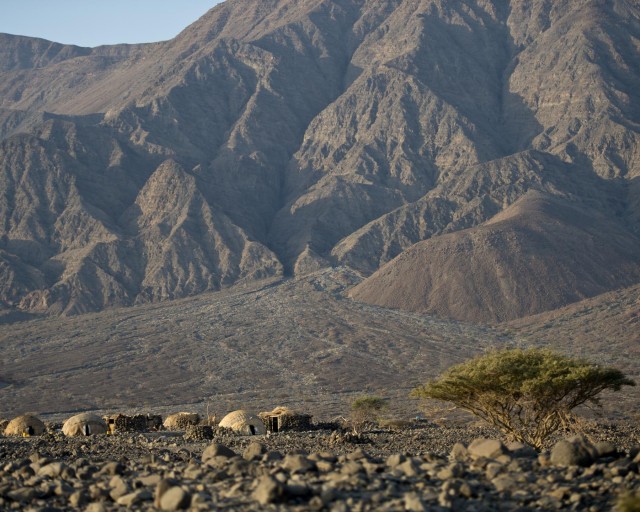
[0,0,638,319]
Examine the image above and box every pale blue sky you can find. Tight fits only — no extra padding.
[0,1,224,47]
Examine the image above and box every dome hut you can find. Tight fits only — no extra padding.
[62,413,108,437]
[163,412,200,430]
[4,414,46,436]
[218,410,266,435]
[259,406,313,433]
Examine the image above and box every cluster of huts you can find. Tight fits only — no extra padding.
[0,406,312,438]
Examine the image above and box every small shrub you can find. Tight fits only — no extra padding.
[411,348,635,450]
[350,395,387,434]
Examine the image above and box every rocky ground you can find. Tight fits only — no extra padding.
[1,423,639,511]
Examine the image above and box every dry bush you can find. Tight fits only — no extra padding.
[412,348,635,450]
[350,395,387,434]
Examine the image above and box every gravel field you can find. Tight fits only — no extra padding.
[1,422,639,511]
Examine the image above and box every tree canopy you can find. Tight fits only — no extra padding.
[411,348,635,449]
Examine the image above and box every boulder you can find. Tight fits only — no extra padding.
[550,437,596,467]
[467,439,508,460]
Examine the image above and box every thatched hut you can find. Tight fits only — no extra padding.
[163,412,200,430]
[62,413,108,437]
[4,414,46,436]
[218,410,266,435]
[259,406,313,433]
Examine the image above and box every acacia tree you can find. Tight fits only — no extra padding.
[411,348,635,450]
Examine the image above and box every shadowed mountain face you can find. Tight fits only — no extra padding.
[0,0,639,318]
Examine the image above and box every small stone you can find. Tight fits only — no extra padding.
[227,459,250,477]
[204,455,232,469]
[160,487,191,511]
[492,475,517,492]
[7,487,38,502]
[449,443,468,461]
[185,464,204,480]
[397,458,421,478]
[316,460,334,472]
[263,451,284,462]
[468,439,507,460]
[155,479,178,508]
[98,461,124,476]
[362,460,382,475]
[485,462,503,479]
[548,487,570,500]
[85,504,107,512]
[282,454,314,474]
[53,481,74,496]
[38,462,66,478]
[68,491,88,508]
[458,482,474,498]
[191,491,210,506]
[404,492,427,512]
[386,453,406,468]
[346,448,369,461]
[243,442,266,461]
[538,452,552,467]
[550,439,593,467]
[536,496,562,509]
[594,441,618,459]
[308,496,324,510]
[138,474,162,486]
[109,475,130,500]
[314,452,338,463]
[202,443,236,462]
[341,461,364,476]
[117,489,153,506]
[320,485,337,504]
[438,481,459,508]
[569,493,582,504]
[253,476,283,505]
[89,483,110,501]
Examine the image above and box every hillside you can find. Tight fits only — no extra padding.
[349,191,640,323]
[0,0,638,319]
[0,268,637,419]
[506,282,640,376]
[0,268,504,418]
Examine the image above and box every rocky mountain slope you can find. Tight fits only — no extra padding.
[349,190,640,323]
[0,0,639,319]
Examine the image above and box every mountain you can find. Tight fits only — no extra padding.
[0,0,639,319]
[349,190,640,323]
